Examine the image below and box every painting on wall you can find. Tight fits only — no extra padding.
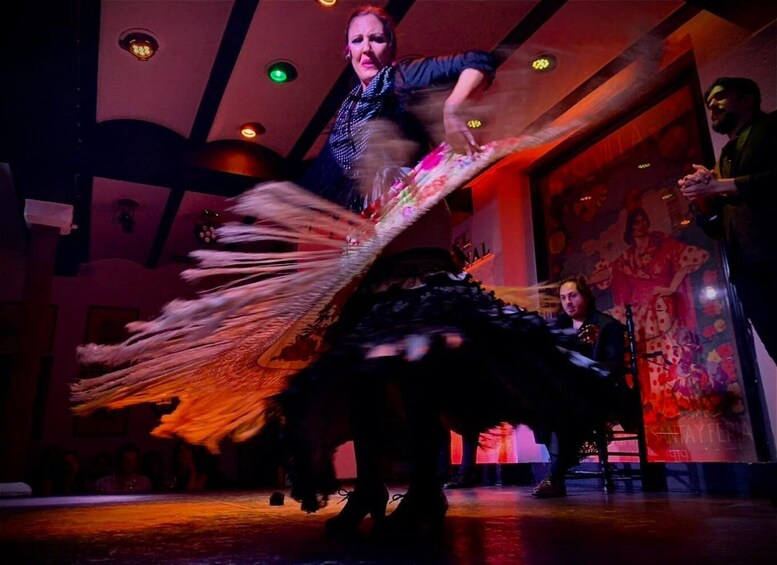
[532,84,758,463]
[72,306,138,437]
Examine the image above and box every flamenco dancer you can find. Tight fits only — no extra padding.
[73,5,616,539]
[286,5,495,537]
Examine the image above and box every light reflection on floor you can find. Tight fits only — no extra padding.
[2,486,775,564]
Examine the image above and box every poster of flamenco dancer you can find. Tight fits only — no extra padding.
[533,84,757,463]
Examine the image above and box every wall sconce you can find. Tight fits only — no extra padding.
[112,198,139,233]
[195,209,220,244]
[119,29,159,61]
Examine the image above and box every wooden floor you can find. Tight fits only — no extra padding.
[1,485,775,564]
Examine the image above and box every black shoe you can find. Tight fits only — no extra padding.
[444,476,476,489]
[325,486,388,538]
[531,477,567,498]
[374,488,448,538]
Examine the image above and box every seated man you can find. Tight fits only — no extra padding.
[532,275,626,498]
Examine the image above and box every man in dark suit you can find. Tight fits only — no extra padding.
[532,275,626,498]
[679,77,777,362]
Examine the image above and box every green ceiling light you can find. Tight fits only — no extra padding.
[267,61,298,83]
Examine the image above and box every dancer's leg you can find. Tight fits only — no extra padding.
[325,362,389,536]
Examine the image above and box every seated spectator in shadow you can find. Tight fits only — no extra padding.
[142,449,166,491]
[85,452,113,493]
[93,442,152,494]
[34,445,59,496]
[51,450,86,495]
[169,441,211,492]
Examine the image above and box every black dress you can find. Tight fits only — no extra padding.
[279,52,616,509]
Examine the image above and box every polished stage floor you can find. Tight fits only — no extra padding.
[2,484,775,564]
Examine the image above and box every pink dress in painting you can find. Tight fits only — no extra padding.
[610,231,708,424]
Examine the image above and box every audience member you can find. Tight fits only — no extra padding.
[85,452,113,493]
[142,449,167,491]
[169,441,211,492]
[93,442,152,494]
[51,450,86,495]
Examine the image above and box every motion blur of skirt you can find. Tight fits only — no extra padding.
[279,247,616,509]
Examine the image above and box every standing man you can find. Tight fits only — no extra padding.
[532,275,627,497]
[678,77,777,362]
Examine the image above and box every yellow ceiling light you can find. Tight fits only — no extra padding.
[119,30,159,61]
[531,54,557,72]
[317,0,338,6]
[240,122,266,139]
[467,119,482,129]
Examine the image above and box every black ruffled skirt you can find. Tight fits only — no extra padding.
[278,248,616,508]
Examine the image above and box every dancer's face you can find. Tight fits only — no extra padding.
[560,282,588,322]
[347,14,393,89]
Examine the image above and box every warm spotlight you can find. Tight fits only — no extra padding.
[531,54,557,72]
[119,30,159,61]
[240,122,266,138]
[195,209,221,245]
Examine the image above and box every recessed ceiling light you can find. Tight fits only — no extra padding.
[531,54,557,72]
[195,210,220,245]
[317,0,338,6]
[240,122,266,138]
[637,162,651,169]
[267,61,298,83]
[119,29,159,61]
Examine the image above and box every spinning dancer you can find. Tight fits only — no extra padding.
[74,4,614,539]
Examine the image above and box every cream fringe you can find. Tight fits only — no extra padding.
[72,134,565,452]
[482,283,561,319]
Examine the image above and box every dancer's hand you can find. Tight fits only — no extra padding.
[444,103,481,157]
[443,68,488,157]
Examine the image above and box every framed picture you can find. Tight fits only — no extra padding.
[530,76,758,463]
[72,306,138,437]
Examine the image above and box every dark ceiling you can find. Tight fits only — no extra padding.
[1,0,774,275]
